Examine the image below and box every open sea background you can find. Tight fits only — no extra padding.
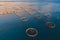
[0,0,60,40]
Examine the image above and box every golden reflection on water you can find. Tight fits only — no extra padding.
[0,2,39,15]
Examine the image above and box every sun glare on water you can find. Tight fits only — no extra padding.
[0,2,40,16]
